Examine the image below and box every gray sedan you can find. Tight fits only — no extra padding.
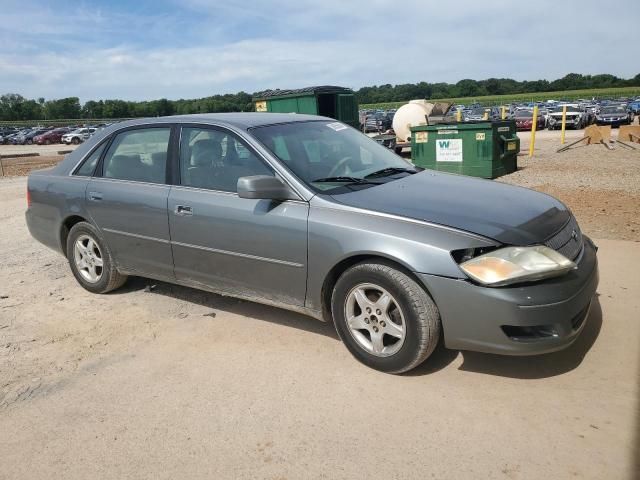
[26,113,598,373]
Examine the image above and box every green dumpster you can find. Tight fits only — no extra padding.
[410,120,520,179]
[253,86,359,128]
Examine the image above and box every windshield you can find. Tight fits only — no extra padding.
[552,106,579,113]
[250,121,416,194]
[601,106,625,114]
[514,111,533,118]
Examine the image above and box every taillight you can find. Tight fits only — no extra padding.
[27,189,32,208]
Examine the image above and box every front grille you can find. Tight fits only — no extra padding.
[545,216,583,260]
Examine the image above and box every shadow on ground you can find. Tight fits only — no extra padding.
[116,277,603,380]
[116,276,340,340]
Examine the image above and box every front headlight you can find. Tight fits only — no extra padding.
[459,245,576,286]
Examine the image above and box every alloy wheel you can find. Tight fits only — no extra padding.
[344,283,406,357]
[73,234,104,283]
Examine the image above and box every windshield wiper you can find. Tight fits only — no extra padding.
[364,167,418,179]
[312,176,382,185]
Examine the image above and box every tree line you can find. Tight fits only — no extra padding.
[1,73,639,121]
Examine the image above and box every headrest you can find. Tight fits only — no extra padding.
[191,139,221,166]
[106,154,141,178]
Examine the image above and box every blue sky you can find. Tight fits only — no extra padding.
[0,0,637,102]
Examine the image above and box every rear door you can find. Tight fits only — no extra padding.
[85,125,175,279]
[167,125,309,306]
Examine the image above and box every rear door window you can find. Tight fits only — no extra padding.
[102,128,170,184]
[74,142,107,177]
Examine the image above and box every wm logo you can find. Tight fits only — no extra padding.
[438,140,450,148]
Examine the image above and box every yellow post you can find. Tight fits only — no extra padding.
[560,105,567,144]
[528,105,539,157]
[501,106,506,120]
[456,109,462,122]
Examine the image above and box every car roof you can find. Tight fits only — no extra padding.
[111,113,331,130]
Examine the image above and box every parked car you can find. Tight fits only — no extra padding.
[364,113,392,133]
[62,128,96,145]
[464,106,500,121]
[34,127,71,145]
[513,110,546,131]
[1,131,18,144]
[595,105,632,128]
[26,113,598,374]
[628,100,640,115]
[0,127,18,144]
[547,105,586,130]
[11,128,49,145]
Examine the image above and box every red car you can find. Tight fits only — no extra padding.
[34,128,70,145]
[514,111,546,131]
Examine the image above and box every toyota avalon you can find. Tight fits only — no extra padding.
[26,114,599,373]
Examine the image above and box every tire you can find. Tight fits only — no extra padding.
[26,139,33,145]
[331,261,441,374]
[45,139,51,145]
[394,146,403,155]
[72,137,80,145]
[66,221,127,294]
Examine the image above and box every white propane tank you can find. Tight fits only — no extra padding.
[392,100,435,143]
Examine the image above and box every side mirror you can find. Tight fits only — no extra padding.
[237,175,296,201]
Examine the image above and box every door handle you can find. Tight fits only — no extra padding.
[174,205,193,216]
[88,191,103,201]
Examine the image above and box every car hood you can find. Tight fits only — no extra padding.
[329,171,570,245]
[550,110,582,115]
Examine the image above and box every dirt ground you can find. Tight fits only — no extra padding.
[1,131,639,479]
[502,129,640,242]
[0,155,64,177]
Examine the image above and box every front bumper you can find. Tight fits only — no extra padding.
[417,236,599,355]
[596,119,627,127]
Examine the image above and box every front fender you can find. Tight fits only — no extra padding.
[305,198,497,312]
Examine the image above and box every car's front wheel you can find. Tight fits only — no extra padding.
[71,137,80,145]
[332,261,441,374]
[67,222,127,293]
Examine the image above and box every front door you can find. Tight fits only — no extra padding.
[167,126,309,306]
[85,125,174,279]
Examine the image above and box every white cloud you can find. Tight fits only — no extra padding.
[0,0,637,101]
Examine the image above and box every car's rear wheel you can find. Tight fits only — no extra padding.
[332,261,441,374]
[45,139,51,145]
[72,137,80,145]
[26,139,33,145]
[67,222,127,293]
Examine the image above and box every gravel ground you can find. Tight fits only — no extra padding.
[501,130,640,241]
[0,155,64,176]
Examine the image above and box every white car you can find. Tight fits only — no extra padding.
[62,128,96,145]
[547,105,586,130]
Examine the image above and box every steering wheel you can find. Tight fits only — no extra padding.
[327,156,353,178]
